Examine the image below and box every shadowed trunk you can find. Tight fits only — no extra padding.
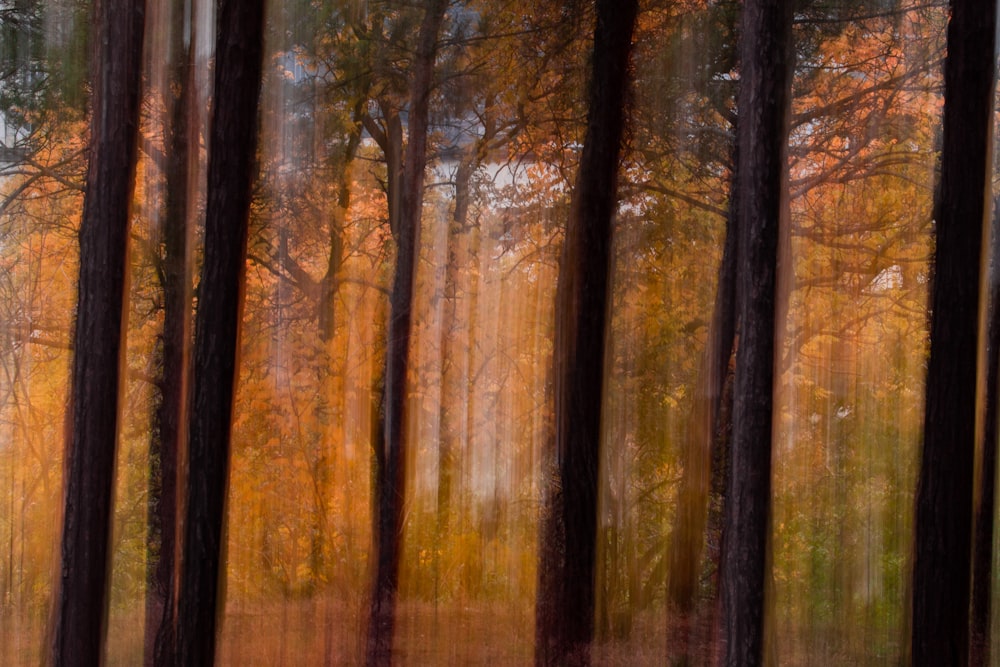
[366,2,448,665]
[174,0,265,664]
[720,0,793,661]
[911,0,997,661]
[50,0,145,663]
[534,1,638,664]
[145,1,195,664]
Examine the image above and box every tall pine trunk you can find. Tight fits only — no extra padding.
[912,0,997,660]
[50,0,145,663]
[720,0,793,662]
[534,1,638,664]
[174,0,265,664]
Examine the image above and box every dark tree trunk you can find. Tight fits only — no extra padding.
[534,1,638,664]
[174,0,265,664]
[720,0,793,662]
[912,0,997,660]
[145,2,195,665]
[50,0,145,663]
[365,2,448,665]
[971,197,1000,667]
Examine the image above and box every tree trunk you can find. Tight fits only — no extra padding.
[972,197,1000,667]
[50,0,145,663]
[534,1,638,664]
[720,0,793,662]
[318,114,362,342]
[669,125,740,662]
[913,0,997,659]
[145,1,195,664]
[366,2,448,665]
[174,0,265,664]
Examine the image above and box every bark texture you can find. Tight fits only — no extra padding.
[51,0,145,663]
[912,0,996,660]
[174,0,265,664]
[720,0,793,662]
[534,1,638,664]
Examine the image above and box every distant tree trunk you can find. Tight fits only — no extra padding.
[433,146,477,602]
[972,197,1000,667]
[720,0,793,661]
[145,2,194,665]
[50,0,145,663]
[365,2,448,665]
[318,113,362,342]
[174,0,265,664]
[912,0,997,659]
[669,123,740,662]
[534,1,638,664]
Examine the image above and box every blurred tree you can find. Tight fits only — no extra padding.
[50,0,146,663]
[534,0,638,664]
[143,0,196,664]
[364,2,449,663]
[720,0,793,665]
[972,195,1000,667]
[911,0,997,660]
[174,0,264,664]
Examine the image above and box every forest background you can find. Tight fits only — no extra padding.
[0,0,993,664]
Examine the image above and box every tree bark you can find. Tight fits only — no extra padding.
[971,198,1000,667]
[534,1,638,664]
[365,2,448,665]
[145,2,195,665]
[912,0,997,659]
[174,0,265,664]
[50,0,145,663]
[720,0,793,662]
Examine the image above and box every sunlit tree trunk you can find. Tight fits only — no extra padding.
[433,146,477,603]
[720,0,793,662]
[912,0,997,659]
[50,0,145,663]
[534,0,638,664]
[972,196,1000,667]
[174,0,265,664]
[365,2,448,664]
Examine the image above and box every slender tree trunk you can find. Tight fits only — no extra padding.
[720,0,793,662]
[318,116,362,342]
[911,0,997,662]
[145,2,194,664]
[670,126,740,662]
[50,0,145,663]
[366,2,448,665]
[433,147,476,603]
[972,197,1000,667]
[174,0,265,664]
[534,1,638,664]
